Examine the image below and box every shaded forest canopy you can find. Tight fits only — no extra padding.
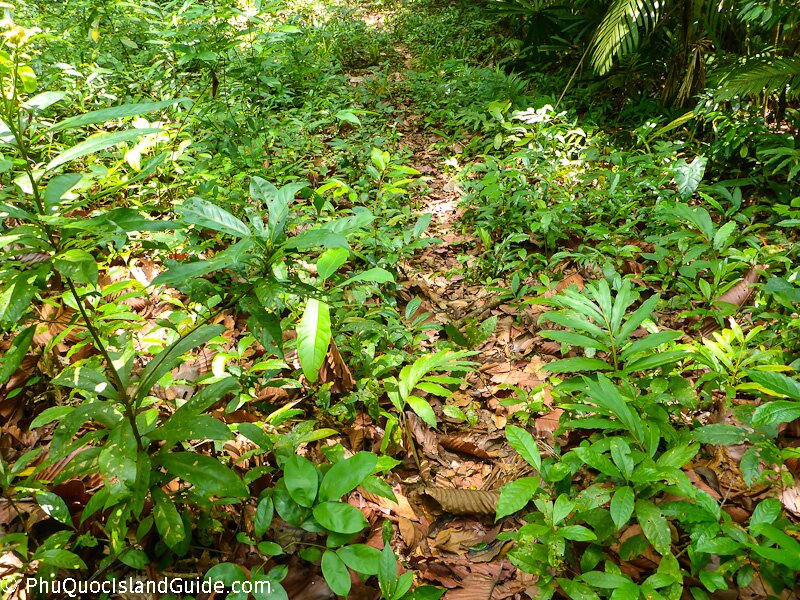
[1,0,799,598]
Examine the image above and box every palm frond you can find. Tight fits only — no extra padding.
[715,56,800,100]
[588,0,661,75]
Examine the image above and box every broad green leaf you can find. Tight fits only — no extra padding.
[148,415,232,443]
[254,497,274,537]
[0,269,43,330]
[0,325,34,386]
[322,550,351,596]
[580,571,633,589]
[35,491,73,527]
[46,128,161,171]
[610,486,634,530]
[283,454,319,508]
[134,324,225,403]
[52,363,119,400]
[338,544,382,575]
[750,498,782,527]
[673,156,707,198]
[713,220,737,251]
[24,91,68,112]
[285,228,349,251]
[206,563,248,588]
[557,578,601,600]
[378,544,398,599]
[360,475,397,502]
[317,248,349,280]
[35,549,86,570]
[542,357,612,373]
[559,525,597,541]
[746,370,800,400]
[496,477,540,519]
[54,249,98,285]
[553,494,575,525]
[340,267,395,286]
[312,501,369,534]
[43,173,83,211]
[541,330,609,352]
[406,394,437,427]
[297,299,331,384]
[752,401,800,427]
[48,99,180,133]
[178,197,251,238]
[318,452,377,502]
[617,294,660,343]
[693,424,748,445]
[157,452,248,498]
[505,425,541,471]
[151,487,187,550]
[635,500,671,555]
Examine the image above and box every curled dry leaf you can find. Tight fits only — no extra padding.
[318,337,354,394]
[440,433,493,460]
[424,487,498,515]
[698,265,766,336]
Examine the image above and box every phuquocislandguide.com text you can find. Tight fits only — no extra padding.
[21,575,272,598]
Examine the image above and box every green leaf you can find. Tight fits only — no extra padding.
[178,197,251,238]
[542,357,612,373]
[48,99,180,132]
[553,494,575,525]
[496,477,540,519]
[693,424,748,445]
[558,577,601,600]
[322,550,351,596]
[580,571,632,589]
[0,325,34,386]
[35,491,73,527]
[283,454,319,508]
[746,370,800,400]
[674,156,707,198]
[610,486,634,530]
[148,415,232,444]
[36,549,86,570]
[506,426,542,471]
[54,249,98,285]
[206,563,248,588]
[337,544,382,576]
[254,497,274,537]
[378,544,398,598]
[635,500,671,555]
[752,401,800,427]
[340,267,395,286]
[134,324,225,403]
[317,248,349,280]
[46,128,161,171]
[297,299,331,384]
[312,502,369,534]
[750,498,782,527]
[52,363,119,400]
[713,221,737,251]
[559,525,597,541]
[0,269,43,330]
[151,487,187,550]
[406,394,437,428]
[157,452,248,498]
[43,173,83,211]
[319,452,377,502]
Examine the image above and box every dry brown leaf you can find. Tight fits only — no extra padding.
[440,433,493,460]
[699,265,766,336]
[407,411,439,459]
[318,337,354,393]
[443,562,502,600]
[424,488,498,515]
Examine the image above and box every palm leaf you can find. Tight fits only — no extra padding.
[714,56,800,100]
[588,0,661,75]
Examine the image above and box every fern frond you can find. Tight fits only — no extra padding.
[588,0,661,75]
[714,56,800,100]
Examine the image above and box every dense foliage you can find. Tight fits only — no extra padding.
[0,0,799,598]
